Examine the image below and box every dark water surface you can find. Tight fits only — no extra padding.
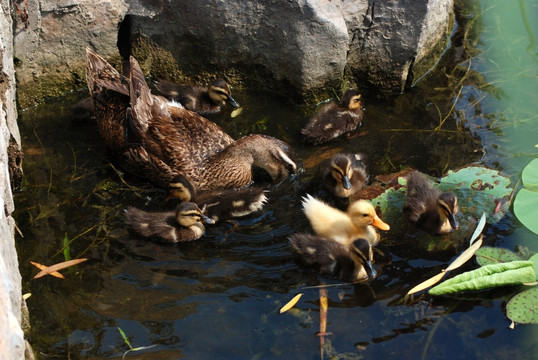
[14,1,537,359]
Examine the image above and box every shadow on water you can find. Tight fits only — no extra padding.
[14,1,537,359]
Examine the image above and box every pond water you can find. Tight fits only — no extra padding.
[14,0,537,359]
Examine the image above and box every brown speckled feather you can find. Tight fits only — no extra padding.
[86,49,296,190]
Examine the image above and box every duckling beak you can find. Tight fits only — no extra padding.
[372,215,390,231]
[201,213,215,225]
[364,260,377,279]
[341,175,352,190]
[227,95,240,108]
[448,213,459,230]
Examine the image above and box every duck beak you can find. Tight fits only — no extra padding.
[342,175,352,190]
[227,95,240,108]
[364,260,377,279]
[448,213,459,230]
[372,215,390,231]
[199,204,215,225]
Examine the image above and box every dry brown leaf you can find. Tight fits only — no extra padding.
[319,288,328,335]
[30,261,65,279]
[32,258,88,279]
[445,237,483,272]
[406,271,446,296]
[279,293,303,314]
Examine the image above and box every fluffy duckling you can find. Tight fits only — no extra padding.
[403,171,459,235]
[85,48,297,191]
[154,78,239,115]
[289,235,376,282]
[302,195,390,246]
[167,175,268,222]
[125,202,215,243]
[301,90,364,145]
[320,153,368,199]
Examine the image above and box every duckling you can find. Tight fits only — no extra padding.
[85,48,297,191]
[302,194,390,246]
[154,78,240,115]
[320,153,368,199]
[289,235,376,282]
[301,90,364,145]
[167,174,268,222]
[125,202,215,243]
[403,171,459,235]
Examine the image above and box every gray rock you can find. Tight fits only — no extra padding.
[13,0,453,107]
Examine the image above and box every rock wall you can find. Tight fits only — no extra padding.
[13,0,454,108]
[1,0,28,359]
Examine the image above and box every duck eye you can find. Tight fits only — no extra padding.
[362,214,368,217]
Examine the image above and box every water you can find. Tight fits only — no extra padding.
[14,1,537,359]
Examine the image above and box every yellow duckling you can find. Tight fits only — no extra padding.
[302,194,390,246]
[403,171,459,235]
[85,48,297,191]
[154,78,239,115]
[289,235,376,282]
[301,90,364,145]
[125,202,215,243]
[320,153,368,199]
[167,174,267,222]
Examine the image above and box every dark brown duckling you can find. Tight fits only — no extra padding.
[125,202,214,243]
[167,175,268,222]
[301,90,364,145]
[320,153,368,199]
[403,171,459,235]
[85,48,297,191]
[289,235,376,282]
[154,78,239,115]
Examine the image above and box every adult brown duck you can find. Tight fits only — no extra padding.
[85,48,297,191]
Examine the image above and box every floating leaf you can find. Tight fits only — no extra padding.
[445,237,483,272]
[33,258,88,279]
[475,246,523,267]
[506,287,538,325]
[117,327,132,348]
[30,261,65,279]
[23,293,31,300]
[429,261,536,295]
[521,158,538,190]
[469,213,486,245]
[279,293,303,314]
[514,159,538,234]
[230,107,243,118]
[530,253,538,280]
[407,271,447,296]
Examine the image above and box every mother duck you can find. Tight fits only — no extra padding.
[85,48,297,191]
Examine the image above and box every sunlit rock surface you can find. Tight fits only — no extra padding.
[13,0,453,107]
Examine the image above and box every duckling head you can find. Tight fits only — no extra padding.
[339,90,362,110]
[438,192,459,230]
[330,154,353,191]
[208,79,239,108]
[351,238,376,279]
[348,200,390,231]
[168,175,196,202]
[175,202,215,227]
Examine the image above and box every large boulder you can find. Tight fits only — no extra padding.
[13,0,454,107]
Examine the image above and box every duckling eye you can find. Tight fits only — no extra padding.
[362,214,368,217]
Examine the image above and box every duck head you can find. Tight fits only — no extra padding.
[208,79,240,108]
[168,175,196,202]
[329,154,353,191]
[348,200,390,231]
[438,192,459,230]
[175,202,215,227]
[351,238,376,279]
[339,90,362,110]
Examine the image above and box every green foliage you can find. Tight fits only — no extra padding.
[475,246,523,267]
[506,287,538,325]
[429,261,536,295]
[117,327,156,359]
[513,158,538,235]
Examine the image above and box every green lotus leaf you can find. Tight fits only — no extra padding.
[441,166,512,199]
[506,287,538,325]
[530,253,538,280]
[513,188,538,235]
[429,261,536,295]
[475,246,523,267]
[521,158,538,191]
